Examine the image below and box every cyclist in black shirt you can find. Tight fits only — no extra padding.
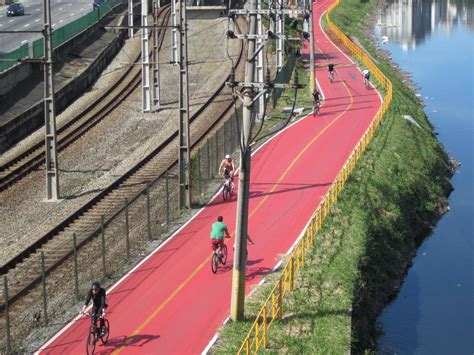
[81,282,108,334]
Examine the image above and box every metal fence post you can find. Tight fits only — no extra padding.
[146,185,152,240]
[215,133,219,174]
[206,140,211,179]
[223,122,228,155]
[101,215,106,278]
[124,198,130,260]
[262,306,268,348]
[165,171,170,225]
[278,279,283,319]
[72,233,79,301]
[3,275,11,354]
[197,148,202,198]
[40,251,48,324]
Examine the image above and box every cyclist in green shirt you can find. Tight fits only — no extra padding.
[210,215,231,253]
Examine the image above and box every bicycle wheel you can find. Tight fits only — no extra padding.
[222,184,228,201]
[211,253,219,273]
[100,319,110,344]
[86,330,96,355]
[220,245,228,265]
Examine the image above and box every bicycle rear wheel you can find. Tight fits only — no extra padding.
[220,245,228,265]
[211,253,219,273]
[222,184,228,201]
[86,331,96,355]
[100,319,110,344]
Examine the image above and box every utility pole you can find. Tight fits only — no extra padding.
[308,2,315,92]
[43,0,60,201]
[231,0,257,322]
[256,0,265,121]
[178,0,191,209]
[171,0,178,64]
[152,0,160,109]
[276,0,283,71]
[128,0,134,38]
[141,0,151,112]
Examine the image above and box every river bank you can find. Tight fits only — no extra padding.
[211,0,453,352]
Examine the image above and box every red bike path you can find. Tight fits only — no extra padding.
[37,0,381,353]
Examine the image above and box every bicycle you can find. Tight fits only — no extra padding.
[222,175,234,201]
[364,76,370,89]
[329,71,334,82]
[313,99,321,116]
[84,312,110,355]
[211,241,228,273]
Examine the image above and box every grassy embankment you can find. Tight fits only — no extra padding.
[211,0,452,353]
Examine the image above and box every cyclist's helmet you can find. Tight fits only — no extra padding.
[91,282,100,290]
[225,154,231,160]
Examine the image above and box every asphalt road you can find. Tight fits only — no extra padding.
[0,0,93,54]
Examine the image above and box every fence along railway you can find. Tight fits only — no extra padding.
[0,14,245,348]
[0,6,173,193]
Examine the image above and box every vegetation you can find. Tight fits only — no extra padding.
[212,0,452,353]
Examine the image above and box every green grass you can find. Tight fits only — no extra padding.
[212,0,451,353]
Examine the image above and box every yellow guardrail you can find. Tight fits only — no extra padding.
[237,0,393,353]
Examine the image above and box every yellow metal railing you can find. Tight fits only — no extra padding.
[237,0,393,353]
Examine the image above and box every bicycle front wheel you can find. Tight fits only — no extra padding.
[222,185,228,201]
[221,245,228,265]
[86,331,96,355]
[211,253,219,273]
[100,319,110,344]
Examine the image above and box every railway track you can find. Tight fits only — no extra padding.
[0,5,172,192]
[0,19,245,309]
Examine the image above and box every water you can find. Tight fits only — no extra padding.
[374,0,474,353]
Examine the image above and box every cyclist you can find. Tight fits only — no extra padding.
[362,69,370,87]
[81,282,108,335]
[219,154,236,183]
[328,63,335,81]
[312,88,321,115]
[210,216,231,258]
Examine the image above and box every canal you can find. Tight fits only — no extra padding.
[374,0,474,353]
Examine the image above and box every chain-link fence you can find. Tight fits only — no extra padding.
[0,104,243,353]
[0,0,124,72]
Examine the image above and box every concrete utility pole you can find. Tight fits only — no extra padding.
[308,2,315,92]
[141,0,151,112]
[276,0,283,70]
[178,0,191,209]
[128,0,134,38]
[43,0,60,201]
[256,0,265,121]
[152,0,160,109]
[171,0,178,64]
[231,0,257,322]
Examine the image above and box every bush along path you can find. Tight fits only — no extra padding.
[211,0,452,353]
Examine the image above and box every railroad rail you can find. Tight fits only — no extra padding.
[0,18,245,309]
[0,5,172,192]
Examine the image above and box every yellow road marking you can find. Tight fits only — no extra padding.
[113,61,355,354]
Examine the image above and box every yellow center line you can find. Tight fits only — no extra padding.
[113,65,354,354]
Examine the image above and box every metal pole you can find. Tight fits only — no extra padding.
[142,0,151,112]
[197,148,202,197]
[43,0,60,201]
[206,140,211,179]
[309,3,315,93]
[152,0,160,109]
[231,0,257,321]
[165,171,170,225]
[146,185,152,240]
[128,0,134,38]
[178,0,192,209]
[72,233,79,301]
[101,215,106,277]
[124,198,130,259]
[171,0,178,64]
[3,276,11,354]
[40,251,48,324]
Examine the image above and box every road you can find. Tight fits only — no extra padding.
[0,0,92,54]
[36,0,383,353]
